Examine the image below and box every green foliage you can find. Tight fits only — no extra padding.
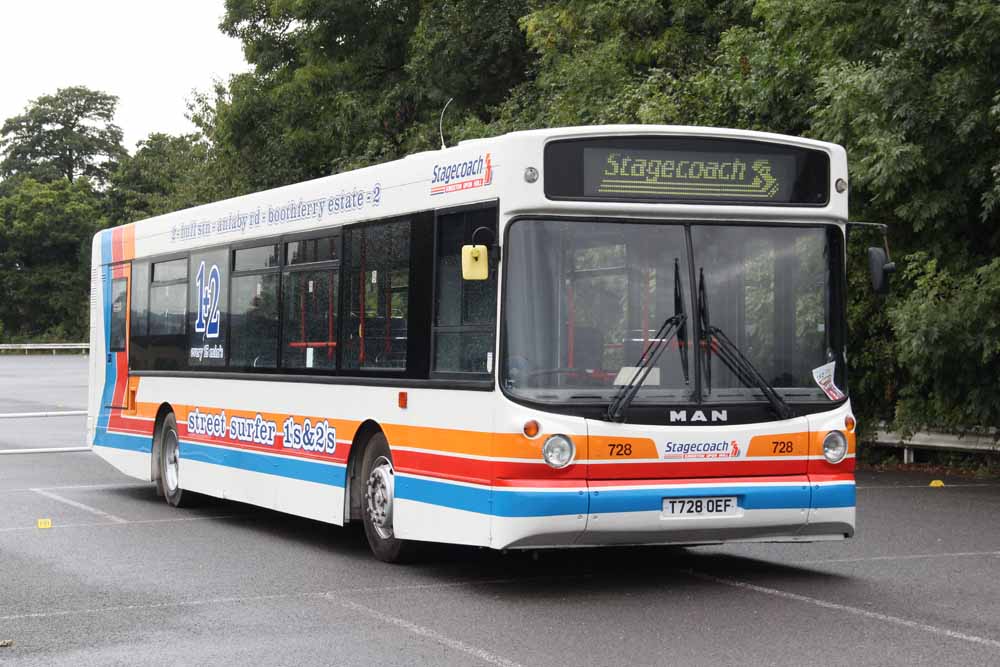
[0,178,106,340]
[0,86,126,186]
[890,252,1000,433]
[485,0,751,131]
[109,133,233,224]
[207,0,426,185]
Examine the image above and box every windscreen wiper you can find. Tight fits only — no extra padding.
[675,259,689,385]
[607,260,688,423]
[697,268,795,420]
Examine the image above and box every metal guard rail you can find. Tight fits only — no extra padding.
[875,430,999,463]
[0,343,88,354]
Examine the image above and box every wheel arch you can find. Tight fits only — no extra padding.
[345,419,384,522]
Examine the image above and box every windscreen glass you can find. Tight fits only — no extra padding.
[503,220,842,406]
[691,225,833,402]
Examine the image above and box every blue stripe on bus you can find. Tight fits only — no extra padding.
[591,484,813,514]
[180,441,347,488]
[94,428,151,453]
[97,232,114,435]
[810,482,856,509]
[395,476,588,517]
[397,478,855,517]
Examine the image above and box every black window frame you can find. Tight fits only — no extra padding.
[109,275,129,353]
[340,214,425,377]
[430,201,500,381]
[126,205,496,390]
[129,260,150,356]
[277,229,342,373]
[228,239,283,371]
[130,254,189,371]
[148,256,189,337]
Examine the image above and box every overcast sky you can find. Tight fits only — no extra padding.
[0,0,249,152]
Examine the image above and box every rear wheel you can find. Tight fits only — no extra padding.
[156,412,196,507]
[361,433,413,562]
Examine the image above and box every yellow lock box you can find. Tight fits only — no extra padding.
[461,244,489,280]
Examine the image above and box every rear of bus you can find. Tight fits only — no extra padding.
[489,128,855,548]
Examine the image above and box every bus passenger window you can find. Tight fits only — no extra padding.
[230,274,279,368]
[281,270,338,370]
[149,258,187,336]
[230,245,280,369]
[343,220,410,370]
[432,206,497,375]
[278,236,339,370]
[109,277,128,352]
[130,262,149,342]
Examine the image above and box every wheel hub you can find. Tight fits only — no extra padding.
[164,428,180,493]
[365,457,395,540]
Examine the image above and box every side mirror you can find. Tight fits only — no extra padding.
[462,245,489,280]
[867,247,896,294]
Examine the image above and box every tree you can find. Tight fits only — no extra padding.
[0,86,127,186]
[0,178,106,340]
[109,132,233,224]
[675,0,1000,433]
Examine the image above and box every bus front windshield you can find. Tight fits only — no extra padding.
[503,219,844,409]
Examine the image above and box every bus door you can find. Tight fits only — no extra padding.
[101,262,132,420]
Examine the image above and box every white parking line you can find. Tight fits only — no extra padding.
[802,550,1000,565]
[686,569,1000,651]
[0,482,151,495]
[29,488,128,523]
[0,579,524,666]
[337,599,522,667]
[0,514,244,533]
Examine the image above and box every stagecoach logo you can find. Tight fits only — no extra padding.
[431,153,493,195]
[661,439,742,460]
[669,409,728,423]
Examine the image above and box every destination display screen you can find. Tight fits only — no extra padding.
[545,137,830,205]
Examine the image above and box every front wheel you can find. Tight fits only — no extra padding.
[361,433,414,562]
[156,412,196,507]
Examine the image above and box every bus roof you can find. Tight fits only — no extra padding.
[98,125,848,264]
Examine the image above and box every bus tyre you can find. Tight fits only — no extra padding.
[156,412,196,508]
[361,433,412,563]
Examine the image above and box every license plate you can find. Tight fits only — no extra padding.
[662,496,739,517]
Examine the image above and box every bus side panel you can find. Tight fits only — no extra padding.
[392,399,591,549]
[387,393,500,547]
[91,226,153,482]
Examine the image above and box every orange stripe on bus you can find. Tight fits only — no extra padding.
[747,432,809,457]
[588,436,658,460]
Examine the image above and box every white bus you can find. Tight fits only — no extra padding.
[89,125,864,561]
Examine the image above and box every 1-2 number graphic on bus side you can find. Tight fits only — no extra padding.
[194,261,221,338]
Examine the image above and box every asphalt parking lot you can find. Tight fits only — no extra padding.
[1,356,999,666]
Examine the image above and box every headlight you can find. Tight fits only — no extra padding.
[823,430,848,464]
[542,434,575,469]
